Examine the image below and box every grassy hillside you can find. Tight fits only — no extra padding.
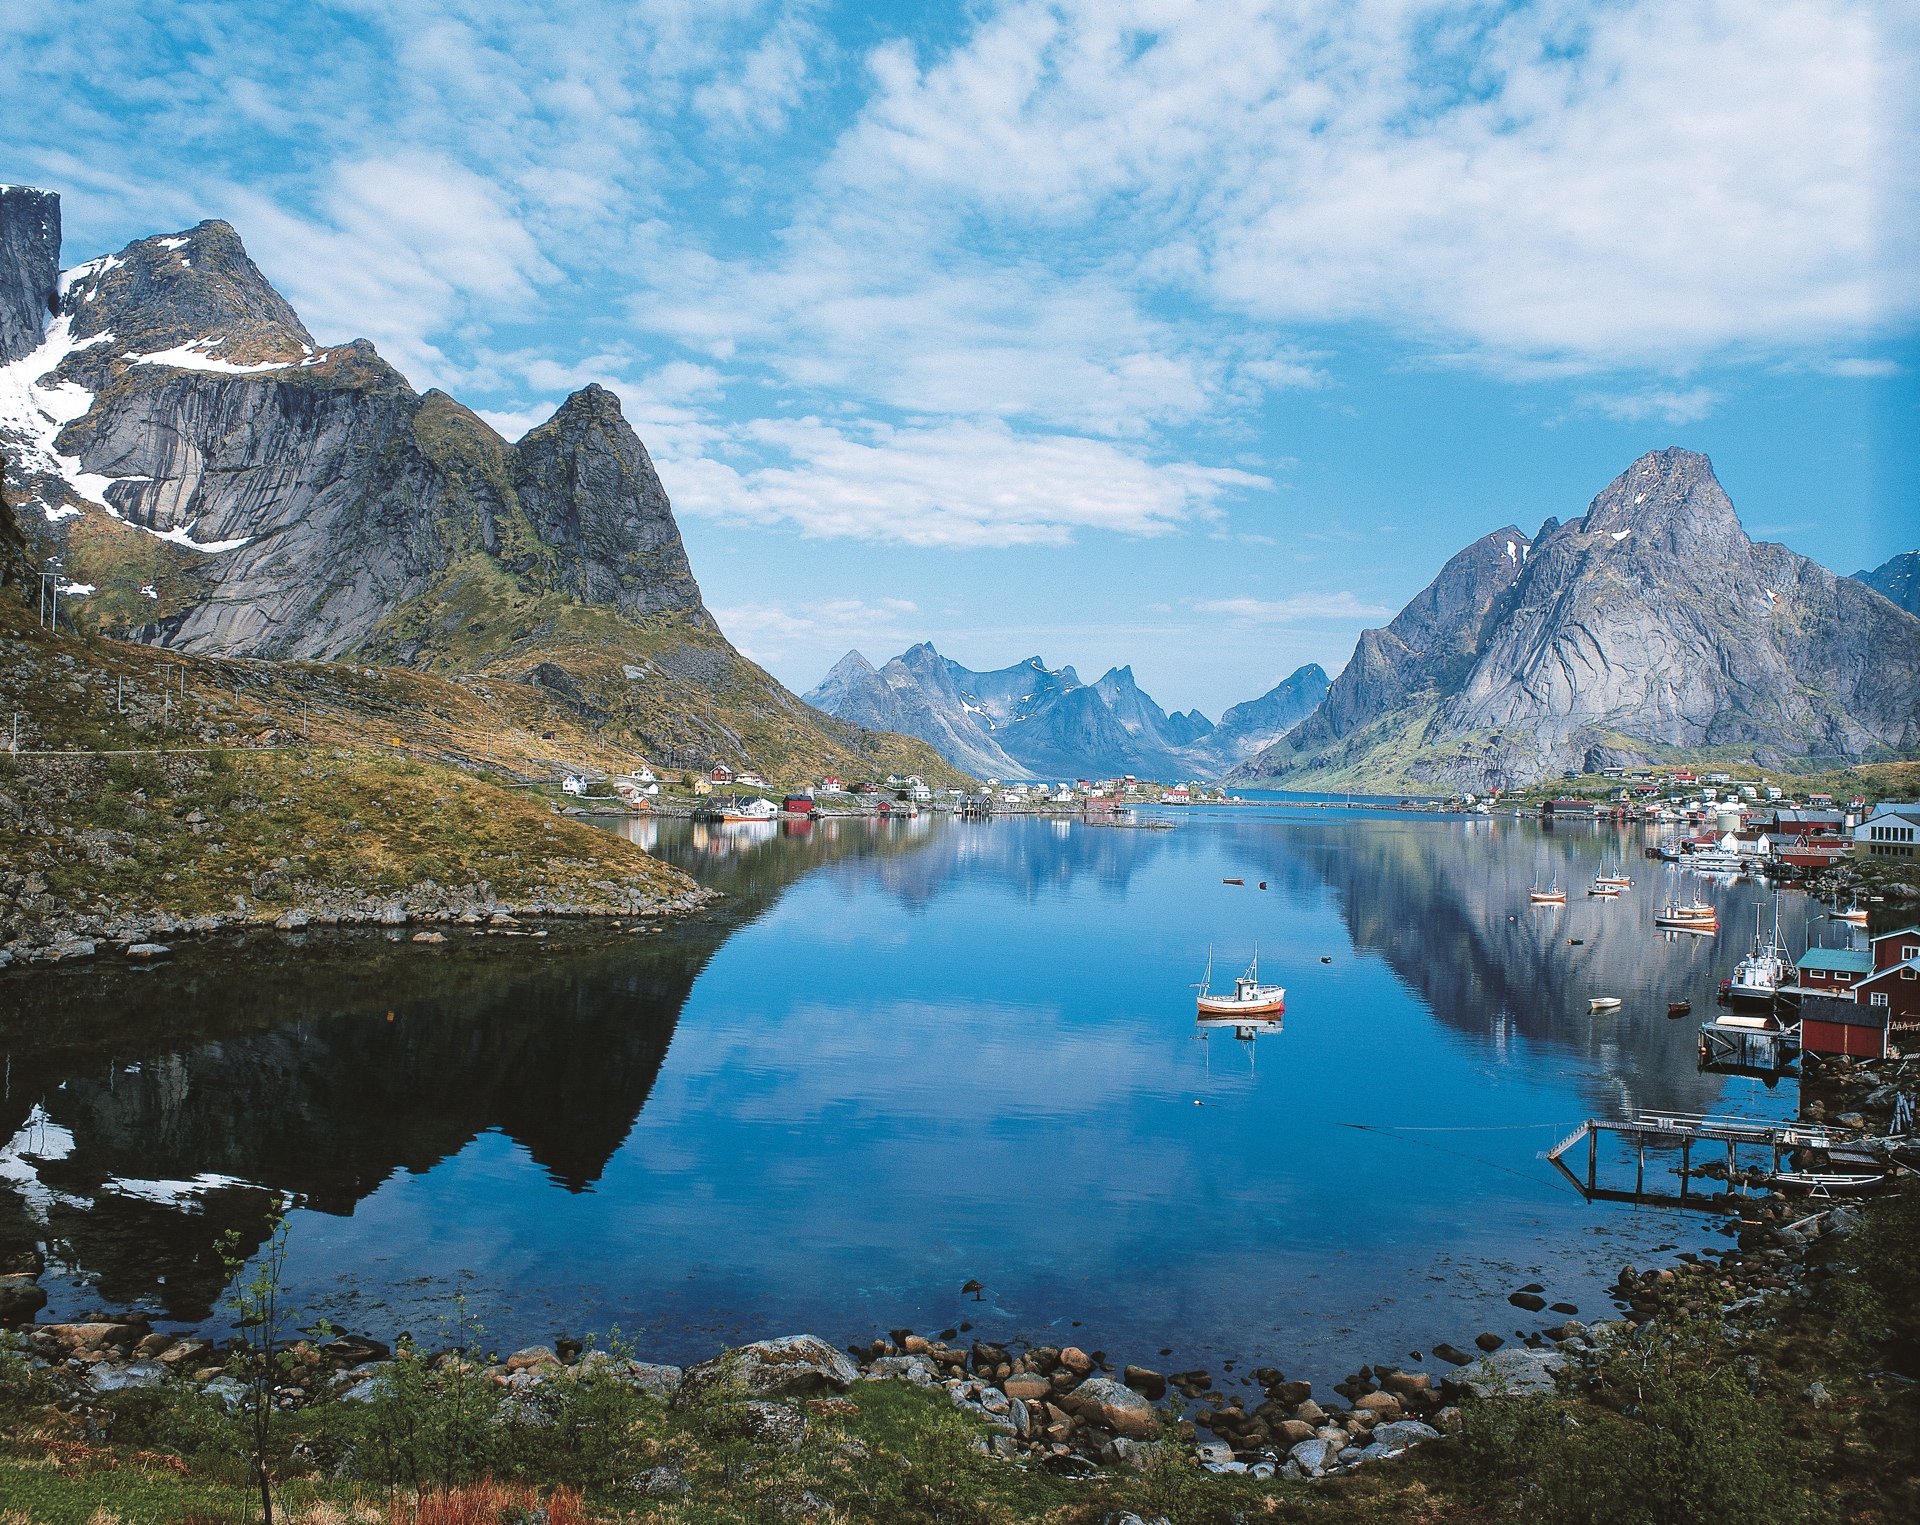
[0,597,728,951]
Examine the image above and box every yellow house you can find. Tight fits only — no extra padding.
[692,777,712,795]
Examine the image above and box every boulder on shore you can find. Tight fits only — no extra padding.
[678,1335,858,1404]
[1062,1376,1154,1438]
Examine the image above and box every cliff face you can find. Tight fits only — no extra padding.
[12,217,708,659]
[0,186,60,366]
[1234,450,1920,788]
[0,188,965,785]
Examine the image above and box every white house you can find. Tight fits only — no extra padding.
[1856,802,1920,859]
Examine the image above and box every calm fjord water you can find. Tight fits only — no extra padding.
[2,805,1828,1386]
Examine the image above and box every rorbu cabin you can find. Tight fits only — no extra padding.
[1799,991,1889,1060]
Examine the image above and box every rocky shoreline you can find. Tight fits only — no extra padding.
[0,1181,1887,1493]
[0,883,723,970]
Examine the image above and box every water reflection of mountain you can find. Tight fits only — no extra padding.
[0,816,951,1321]
[1,937,699,1319]
[1276,817,1794,1116]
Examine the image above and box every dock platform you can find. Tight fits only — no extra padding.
[1545,1111,1893,1209]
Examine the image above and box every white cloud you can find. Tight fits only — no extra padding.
[662,415,1268,548]
[1194,593,1391,623]
[231,154,559,388]
[1818,357,1902,378]
[709,596,920,665]
[1574,386,1722,425]
[804,0,1911,373]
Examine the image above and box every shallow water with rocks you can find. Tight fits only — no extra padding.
[2,801,1842,1391]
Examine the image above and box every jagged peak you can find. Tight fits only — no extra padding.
[59,217,314,367]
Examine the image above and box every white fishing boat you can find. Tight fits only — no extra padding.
[1195,947,1286,1019]
[1595,870,1633,888]
[1587,881,1622,897]
[1529,877,1566,904]
[1831,901,1868,927]
[1725,903,1791,1005]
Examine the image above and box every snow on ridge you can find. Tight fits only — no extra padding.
[130,336,293,375]
[155,236,189,251]
[57,253,122,296]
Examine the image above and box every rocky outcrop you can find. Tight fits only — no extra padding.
[1234,450,1920,788]
[0,186,60,366]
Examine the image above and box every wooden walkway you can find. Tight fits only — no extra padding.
[1546,1111,1892,1210]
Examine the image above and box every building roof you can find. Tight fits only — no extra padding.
[1800,992,1889,1029]
[1869,925,1920,946]
[1859,956,1920,988]
[1797,948,1873,973]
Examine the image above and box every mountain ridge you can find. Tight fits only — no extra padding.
[1231,449,1920,789]
[805,644,1327,780]
[0,188,968,788]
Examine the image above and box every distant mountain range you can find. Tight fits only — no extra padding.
[805,645,1327,780]
[1229,448,1920,790]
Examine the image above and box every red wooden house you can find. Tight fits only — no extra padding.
[1854,924,1920,1033]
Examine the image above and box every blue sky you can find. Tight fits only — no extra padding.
[10,0,1916,716]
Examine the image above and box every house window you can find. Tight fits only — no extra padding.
[1870,992,1890,1007]
[1904,945,1920,961]
[1837,972,1850,982]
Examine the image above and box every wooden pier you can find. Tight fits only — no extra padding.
[1546,1111,1892,1210]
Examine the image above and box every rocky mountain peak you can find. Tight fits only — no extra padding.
[61,219,313,366]
[1567,446,1742,559]
[0,186,61,365]
[512,384,707,623]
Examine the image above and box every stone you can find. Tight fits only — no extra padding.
[1508,1291,1548,1312]
[1065,1377,1154,1439]
[506,1345,558,1372]
[125,942,172,960]
[1288,1438,1330,1476]
[156,1339,214,1368]
[1121,1364,1167,1400]
[631,1466,689,1497]
[133,1332,176,1358]
[1432,1343,1474,1366]
[88,1360,169,1392]
[1195,1440,1235,1466]
[1379,1370,1431,1399]
[1474,1332,1505,1352]
[377,905,409,926]
[411,930,444,944]
[1100,1437,1164,1469]
[202,1376,249,1410]
[1352,1391,1402,1417]
[741,1399,809,1449]
[1433,1406,1464,1434]
[1803,1381,1831,1409]
[1274,1419,1316,1445]
[868,1354,939,1386]
[1369,1419,1440,1453]
[1462,1348,1565,1399]
[1004,1373,1052,1401]
[0,1276,48,1322]
[1060,1346,1094,1375]
[1292,1398,1326,1424]
[678,1335,857,1404]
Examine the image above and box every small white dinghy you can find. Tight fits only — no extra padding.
[1589,997,1623,1011]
